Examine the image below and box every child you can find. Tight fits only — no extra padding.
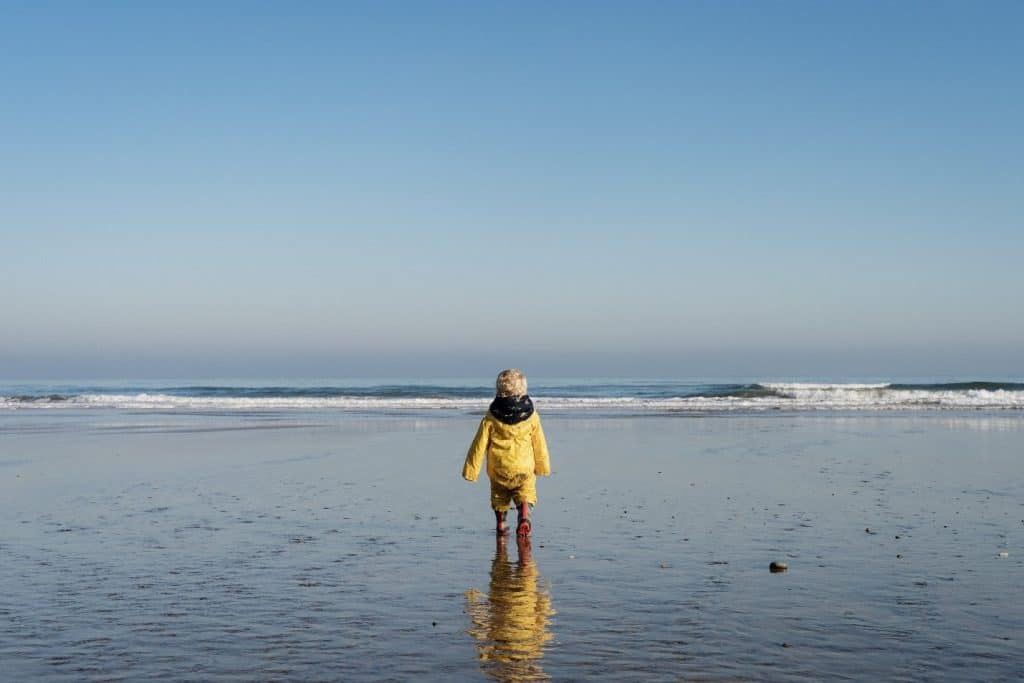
[462,369,551,537]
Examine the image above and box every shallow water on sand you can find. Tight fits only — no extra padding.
[1,411,1023,681]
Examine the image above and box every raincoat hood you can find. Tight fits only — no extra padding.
[489,395,534,425]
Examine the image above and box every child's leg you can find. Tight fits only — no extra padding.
[494,509,509,536]
[514,476,538,537]
[515,502,534,536]
[490,481,512,535]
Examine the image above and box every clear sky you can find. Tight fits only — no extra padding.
[2,1,1022,379]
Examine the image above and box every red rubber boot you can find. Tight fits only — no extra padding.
[516,502,531,537]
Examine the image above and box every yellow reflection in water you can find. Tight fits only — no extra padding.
[465,537,555,682]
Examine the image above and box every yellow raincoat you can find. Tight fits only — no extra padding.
[462,411,551,510]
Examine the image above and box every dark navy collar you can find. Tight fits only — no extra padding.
[489,395,534,424]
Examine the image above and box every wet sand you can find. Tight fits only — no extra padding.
[2,410,1023,681]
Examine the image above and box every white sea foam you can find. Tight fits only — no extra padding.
[760,383,1024,409]
[3,386,1023,412]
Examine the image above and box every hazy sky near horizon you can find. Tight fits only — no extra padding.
[2,2,1022,379]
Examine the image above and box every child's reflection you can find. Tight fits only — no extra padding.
[465,537,555,682]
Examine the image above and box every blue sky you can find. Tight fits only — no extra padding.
[2,1,1022,379]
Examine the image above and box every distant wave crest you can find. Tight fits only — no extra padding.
[3,381,1024,412]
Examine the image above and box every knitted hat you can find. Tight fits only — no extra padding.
[495,369,528,397]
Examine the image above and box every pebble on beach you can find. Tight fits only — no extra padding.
[769,561,788,573]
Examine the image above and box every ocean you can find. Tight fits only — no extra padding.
[3,378,1024,413]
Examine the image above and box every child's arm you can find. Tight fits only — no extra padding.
[532,416,551,476]
[462,417,490,481]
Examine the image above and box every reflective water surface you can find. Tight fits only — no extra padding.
[1,410,1022,680]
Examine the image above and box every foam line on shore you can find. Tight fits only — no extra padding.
[4,387,1024,412]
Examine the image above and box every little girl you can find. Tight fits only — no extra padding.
[462,369,551,537]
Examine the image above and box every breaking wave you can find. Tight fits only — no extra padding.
[3,381,1023,413]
